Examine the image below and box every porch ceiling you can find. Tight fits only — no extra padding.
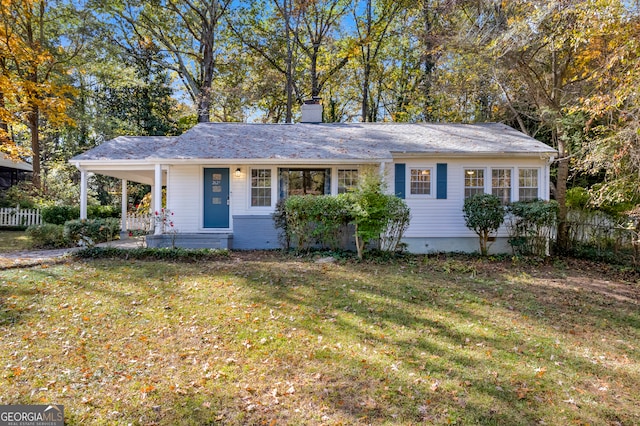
[81,167,166,186]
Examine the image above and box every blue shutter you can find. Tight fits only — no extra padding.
[395,163,406,199]
[437,163,447,199]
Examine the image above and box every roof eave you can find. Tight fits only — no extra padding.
[390,151,557,159]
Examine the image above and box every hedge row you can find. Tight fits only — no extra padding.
[26,218,121,249]
[41,205,120,225]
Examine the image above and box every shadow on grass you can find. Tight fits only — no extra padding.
[2,253,639,425]
[227,255,640,425]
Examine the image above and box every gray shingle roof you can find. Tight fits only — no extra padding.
[71,136,177,161]
[71,123,555,162]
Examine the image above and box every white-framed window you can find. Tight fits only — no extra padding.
[464,168,485,198]
[338,169,358,194]
[251,168,272,207]
[492,168,512,204]
[410,168,432,196]
[279,168,330,198]
[519,168,539,201]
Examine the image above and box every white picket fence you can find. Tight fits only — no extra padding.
[0,206,42,227]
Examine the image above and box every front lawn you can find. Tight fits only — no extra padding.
[0,230,31,253]
[1,252,638,425]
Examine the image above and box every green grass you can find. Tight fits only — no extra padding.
[0,230,32,252]
[1,252,638,425]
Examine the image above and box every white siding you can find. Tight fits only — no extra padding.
[391,157,551,239]
[167,157,551,241]
[167,165,201,232]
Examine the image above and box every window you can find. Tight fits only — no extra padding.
[251,169,272,207]
[464,169,484,198]
[279,168,330,198]
[410,168,432,195]
[338,169,358,194]
[519,168,539,201]
[492,168,511,204]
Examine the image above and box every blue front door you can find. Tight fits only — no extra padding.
[203,168,230,228]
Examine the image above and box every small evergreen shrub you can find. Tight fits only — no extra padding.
[26,224,70,249]
[88,205,120,219]
[462,193,506,256]
[284,195,351,251]
[64,218,120,247]
[41,205,80,225]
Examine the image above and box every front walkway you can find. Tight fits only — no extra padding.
[0,238,145,269]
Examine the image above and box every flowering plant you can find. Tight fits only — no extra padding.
[154,208,178,247]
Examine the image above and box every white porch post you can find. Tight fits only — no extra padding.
[80,169,88,219]
[121,179,128,235]
[154,163,162,235]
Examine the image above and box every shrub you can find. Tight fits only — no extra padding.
[507,200,558,256]
[274,171,410,259]
[343,168,411,259]
[0,182,39,209]
[41,205,80,225]
[73,247,229,261]
[462,193,505,256]
[64,218,120,247]
[26,224,70,249]
[378,195,411,252]
[566,187,590,210]
[273,199,290,250]
[88,205,119,219]
[284,195,351,251]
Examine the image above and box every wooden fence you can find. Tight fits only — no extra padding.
[0,206,42,227]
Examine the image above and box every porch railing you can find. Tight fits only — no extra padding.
[124,213,154,232]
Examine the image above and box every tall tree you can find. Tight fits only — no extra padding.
[569,4,640,207]
[0,0,82,187]
[101,0,233,123]
[458,0,625,250]
[295,0,352,98]
[353,0,401,122]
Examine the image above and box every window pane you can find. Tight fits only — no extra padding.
[279,169,330,198]
[518,169,538,201]
[464,169,484,198]
[251,169,271,207]
[492,168,511,204]
[410,168,431,195]
[338,169,358,194]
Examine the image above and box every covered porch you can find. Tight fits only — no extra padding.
[74,161,166,237]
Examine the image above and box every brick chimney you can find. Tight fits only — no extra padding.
[300,97,323,123]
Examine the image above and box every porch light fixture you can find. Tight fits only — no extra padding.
[235,167,241,177]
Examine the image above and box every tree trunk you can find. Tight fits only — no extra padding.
[310,46,320,97]
[421,0,436,121]
[0,91,8,137]
[361,0,372,122]
[284,0,293,123]
[555,130,570,253]
[28,108,41,189]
